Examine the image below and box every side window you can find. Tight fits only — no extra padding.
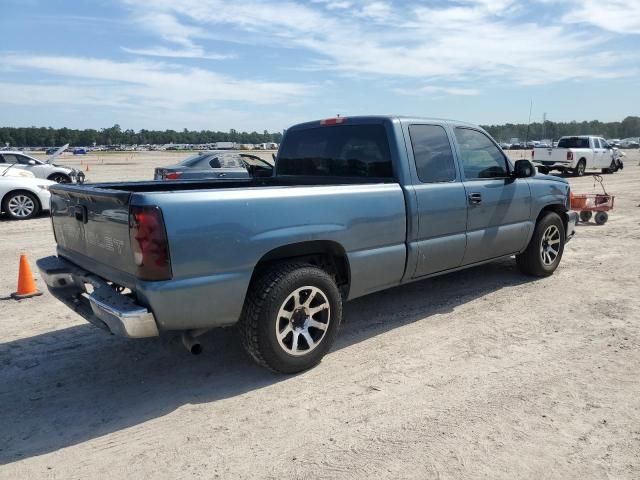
[409,124,456,183]
[593,138,601,148]
[454,128,509,179]
[17,155,34,165]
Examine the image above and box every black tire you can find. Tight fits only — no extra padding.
[2,190,41,220]
[239,263,342,373]
[573,159,586,177]
[538,167,549,175]
[602,160,616,174]
[595,211,608,225]
[579,211,592,222]
[48,173,71,183]
[516,212,565,277]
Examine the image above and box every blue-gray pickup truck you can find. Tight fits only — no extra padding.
[38,116,577,373]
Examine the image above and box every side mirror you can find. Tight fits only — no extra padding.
[28,160,36,165]
[513,159,535,178]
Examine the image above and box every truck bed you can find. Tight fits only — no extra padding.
[49,178,408,331]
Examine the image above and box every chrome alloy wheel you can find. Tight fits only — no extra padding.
[8,194,35,218]
[540,225,561,266]
[276,286,330,356]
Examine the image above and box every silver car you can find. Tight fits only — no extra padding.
[0,151,84,183]
[154,151,273,181]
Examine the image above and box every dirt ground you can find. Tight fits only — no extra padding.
[1,150,639,479]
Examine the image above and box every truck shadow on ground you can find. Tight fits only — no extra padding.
[0,258,534,464]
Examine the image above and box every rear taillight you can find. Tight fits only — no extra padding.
[567,151,573,161]
[165,172,182,180]
[129,205,172,280]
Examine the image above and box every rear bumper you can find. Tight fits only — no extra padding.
[36,255,159,338]
[533,161,572,170]
[566,211,577,242]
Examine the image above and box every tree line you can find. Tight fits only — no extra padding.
[481,116,640,142]
[0,124,283,147]
[1,116,639,147]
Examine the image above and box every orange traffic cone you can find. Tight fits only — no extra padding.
[11,254,42,299]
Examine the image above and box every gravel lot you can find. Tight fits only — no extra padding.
[1,150,639,479]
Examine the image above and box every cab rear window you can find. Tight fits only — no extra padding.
[558,137,590,148]
[277,125,393,178]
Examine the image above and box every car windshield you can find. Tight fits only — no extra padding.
[277,124,393,178]
[558,137,590,148]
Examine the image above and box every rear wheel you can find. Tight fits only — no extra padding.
[579,211,592,222]
[595,211,608,225]
[239,263,342,373]
[2,191,40,220]
[573,159,586,177]
[516,212,565,277]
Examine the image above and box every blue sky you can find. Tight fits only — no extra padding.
[1,0,638,131]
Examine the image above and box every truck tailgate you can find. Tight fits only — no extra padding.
[50,184,136,279]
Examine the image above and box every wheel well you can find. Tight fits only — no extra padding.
[537,204,567,232]
[254,241,350,297]
[1,189,42,212]
[578,157,587,164]
[47,172,70,181]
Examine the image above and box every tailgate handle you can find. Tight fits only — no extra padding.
[74,205,88,224]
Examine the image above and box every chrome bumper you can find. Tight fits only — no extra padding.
[36,256,159,338]
[566,211,577,242]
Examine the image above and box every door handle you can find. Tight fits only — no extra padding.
[468,193,482,205]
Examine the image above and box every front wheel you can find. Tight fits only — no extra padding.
[516,212,566,277]
[239,263,342,373]
[48,174,71,183]
[2,191,40,220]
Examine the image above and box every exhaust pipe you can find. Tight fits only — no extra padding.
[181,328,209,355]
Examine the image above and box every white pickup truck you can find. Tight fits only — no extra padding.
[532,136,622,176]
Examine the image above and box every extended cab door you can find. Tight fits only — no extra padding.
[453,127,532,265]
[404,123,468,277]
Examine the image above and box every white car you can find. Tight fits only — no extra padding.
[0,151,84,183]
[0,175,54,220]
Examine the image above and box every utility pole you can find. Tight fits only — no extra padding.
[542,112,547,140]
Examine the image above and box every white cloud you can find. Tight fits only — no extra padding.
[562,0,640,34]
[121,46,234,60]
[394,85,481,97]
[0,55,313,108]
[118,0,634,89]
